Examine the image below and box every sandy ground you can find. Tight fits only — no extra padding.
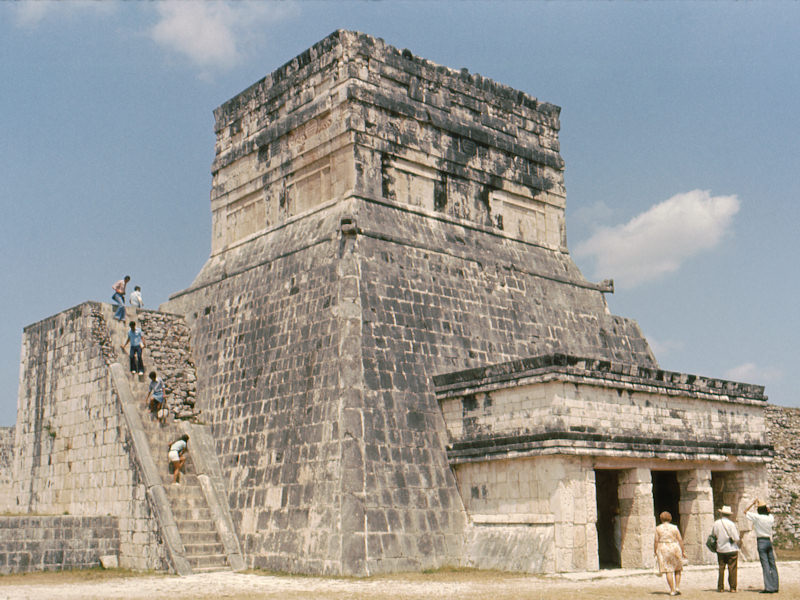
[1,561,798,600]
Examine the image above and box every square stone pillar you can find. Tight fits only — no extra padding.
[729,467,769,561]
[551,457,599,572]
[618,468,655,569]
[677,469,715,565]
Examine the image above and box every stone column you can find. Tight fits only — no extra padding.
[729,467,769,561]
[583,465,600,571]
[677,469,715,565]
[551,457,598,572]
[618,468,655,569]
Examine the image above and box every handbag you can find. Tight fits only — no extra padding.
[706,532,717,552]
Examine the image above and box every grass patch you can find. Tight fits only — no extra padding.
[0,567,167,585]
[778,546,800,561]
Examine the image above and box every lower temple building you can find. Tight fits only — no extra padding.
[435,355,770,571]
[5,31,772,575]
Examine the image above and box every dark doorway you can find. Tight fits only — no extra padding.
[652,470,680,527]
[595,469,621,568]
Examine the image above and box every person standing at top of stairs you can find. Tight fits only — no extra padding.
[111,275,130,321]
[129,285,143,308]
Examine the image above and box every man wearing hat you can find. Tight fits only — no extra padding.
[744,498,779,593]
[711,505,741,592]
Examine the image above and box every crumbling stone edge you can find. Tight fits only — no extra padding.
[109,362,192,576]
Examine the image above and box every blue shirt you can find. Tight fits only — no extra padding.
[128,328,143,347]
[170,439,186,454]
[149,377,164,400]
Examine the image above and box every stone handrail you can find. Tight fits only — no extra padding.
[179,420,245,571]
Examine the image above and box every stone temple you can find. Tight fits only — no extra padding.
[2,31,774,575]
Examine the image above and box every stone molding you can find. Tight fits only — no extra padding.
[446,431,774,464]
[434,353,766,403]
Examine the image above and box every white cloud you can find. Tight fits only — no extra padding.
[574,190,739,289]
[12,0,115,28]
[13,1,48,27]
[149,1,297,72]
[723,362,782,384]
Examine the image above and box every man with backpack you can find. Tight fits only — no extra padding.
[711,505,741,593]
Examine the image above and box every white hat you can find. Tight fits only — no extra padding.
[718,505,733,516]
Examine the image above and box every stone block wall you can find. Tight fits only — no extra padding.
[617,468,655,569]
[0,427,13,512]
[210,30,566,255]
[167,207,373,575]
[126,308,199,420]
[456,455,597,572]
[167,201,470,576]
[164,193,658,574]
[436,356,770,462]
[0,515,118,574]
[766,405,800,548]
[12,303,167,570]
[677,469,715,565]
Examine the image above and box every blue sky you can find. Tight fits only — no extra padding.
[1,1,798,426]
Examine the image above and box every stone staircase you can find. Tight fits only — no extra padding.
[104,307,233,573]
[129,378,229,572]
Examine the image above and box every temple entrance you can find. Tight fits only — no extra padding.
[595,469,622,568]
[652,470,681,526]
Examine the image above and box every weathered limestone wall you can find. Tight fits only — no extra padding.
[166,203,466,575]
[456,455,597,572]
[617,468,656,568]
[12,302,167,570]
[132,309,199,420]
[0,427,13,512]
[210,30,566,256]
[0,515,118,574]
[164,196,658,575]
[766,405,800,548]
[677,469,714,565]
[437,357,769,462]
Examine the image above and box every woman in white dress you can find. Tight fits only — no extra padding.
[654,511,687,596]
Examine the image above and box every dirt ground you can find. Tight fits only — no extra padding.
[0,561,798,600]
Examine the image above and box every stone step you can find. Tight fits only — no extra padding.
[186,554,229,570]
[165,489,207,508]
[162,468,199,485]
[173,519,219,534]
[172,506,213,521]
[191,564,230,573]
[180,530,223,545]
[184,541,225,556]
